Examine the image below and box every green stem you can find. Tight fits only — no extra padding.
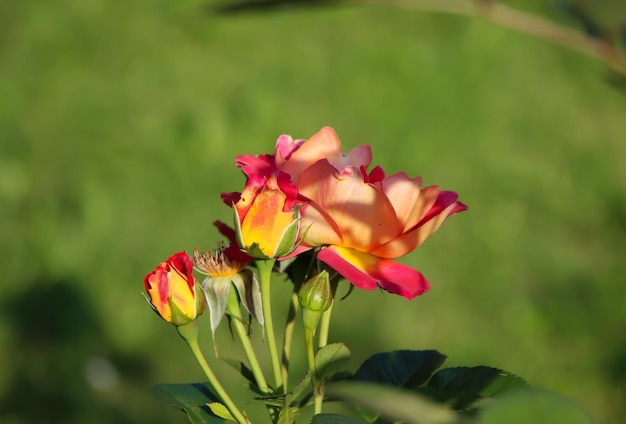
[226,288,270,393]
[304,327,316,379]
[304,327,323,415]
[177,321,248,424]
[256,258,283,389]
[281,290,300,392]
[317,299,333,349]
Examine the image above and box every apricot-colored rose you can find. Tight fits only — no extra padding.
[298,158,466,299]
[225,127,466,299]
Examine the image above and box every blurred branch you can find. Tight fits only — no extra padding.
[362,0,626,75]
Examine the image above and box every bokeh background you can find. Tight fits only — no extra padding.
[1,0,625,423]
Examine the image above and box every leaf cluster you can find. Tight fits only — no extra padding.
[152,349,591,423]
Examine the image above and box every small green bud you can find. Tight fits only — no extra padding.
[298,270,332,332]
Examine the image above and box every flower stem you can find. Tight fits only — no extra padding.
[304,327,323,415]
[226,288,270,393]
[177,321,248,424]
[256,258,283,389]
[281,289,299,392]
[317,299,333,349]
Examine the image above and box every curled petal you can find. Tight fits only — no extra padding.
[329,144,372,172]
[281,127,344,184]
[379,172,426,232]
[318,246,430,299]
[416,191,468,228]
[235,154,276,179]
[371,190,466,259]
[275,134,304,168]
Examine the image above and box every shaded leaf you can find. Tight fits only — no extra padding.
[315,343,351,381]
[422,366,529,411]
[353,350,446,388]
[326,381,459,424]
[152,383,226,424]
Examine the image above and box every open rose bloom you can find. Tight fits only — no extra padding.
[226,127,467,299]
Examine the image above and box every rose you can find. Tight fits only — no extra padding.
[298,158,467,299]
[227,127,467,299]
[143,251,206,326]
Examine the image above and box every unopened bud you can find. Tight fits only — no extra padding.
[298,270,332,332]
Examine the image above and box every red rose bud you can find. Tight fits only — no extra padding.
[144,251,206,326]
[298,270,332,332]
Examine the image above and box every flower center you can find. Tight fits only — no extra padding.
[194,246,247,277]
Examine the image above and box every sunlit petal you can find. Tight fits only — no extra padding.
[379,172,425,231]
[317,246,378,291]
[281,127,343,184]
[318,246,430,299]
[299,161,400,251]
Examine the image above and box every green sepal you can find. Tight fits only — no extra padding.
[232,205,245,253]
[270,207,302,257]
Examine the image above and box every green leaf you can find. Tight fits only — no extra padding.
[422,366,529,411]
[315,343,351,381]
[352,350,447,388]
[152,383,227,424]
[326,381,459,424]
[311,413,368,424]
[207,402,235,421]
[478,390,593,424]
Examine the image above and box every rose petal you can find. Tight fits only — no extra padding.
[299,203,343,247]
[373,260,430,299]
[235,154,276,179]
[371,193,466,258]
[317,246,378,291]
[379,172,426,232]
[329,144,372,172]
[275,134,304,168]
[281,127,343,184]
[318,246,430,299]
[299,161,400,251]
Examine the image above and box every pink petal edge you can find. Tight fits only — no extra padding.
[317,247,430,299]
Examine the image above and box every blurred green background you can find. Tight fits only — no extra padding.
[1,0,625,423]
